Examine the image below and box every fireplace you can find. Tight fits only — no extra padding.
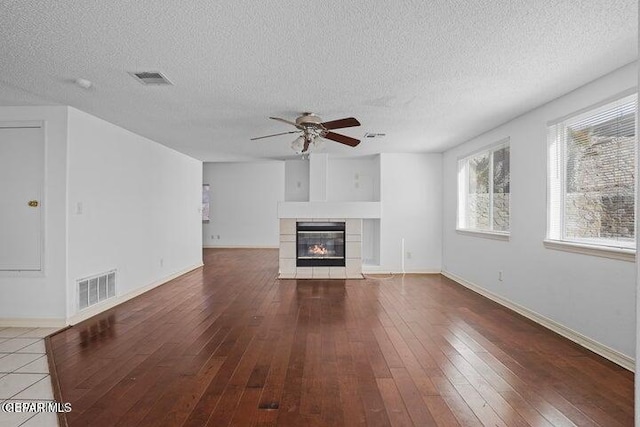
[296,222,345,267]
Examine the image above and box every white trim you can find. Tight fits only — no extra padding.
[543,239,635,262]
[455,229,510,241]
[67,263,203,325]
[0,270,46,278]
[203,245,278,249]
[0,318,66,328]
[634,63,640,427]
[278,201,381,219]
[442,270,634,371]
[361,266,441,274]
[0,121,43,128]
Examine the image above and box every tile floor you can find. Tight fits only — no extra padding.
[0,327,61,427]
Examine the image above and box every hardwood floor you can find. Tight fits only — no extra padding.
[49,248,634,426]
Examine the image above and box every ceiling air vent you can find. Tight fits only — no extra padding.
[364,133,386,139]
[129,71,173,86]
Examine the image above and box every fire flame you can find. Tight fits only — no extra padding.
[309,244,328,255]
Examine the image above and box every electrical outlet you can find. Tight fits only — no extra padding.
[498,270,503,281]
[406,251,412,259]
[217,235,221,239]
[160,258,164,267]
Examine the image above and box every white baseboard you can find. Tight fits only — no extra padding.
[203,245,278,249]
[67,263,204,325]
[0,318,67,328]
[441,270,634,372]
[362,266,441,274]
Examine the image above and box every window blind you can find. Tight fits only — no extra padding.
[547,93,637,249]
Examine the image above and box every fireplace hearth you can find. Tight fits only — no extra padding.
[296,222,345,267]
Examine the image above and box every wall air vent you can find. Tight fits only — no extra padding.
[129,71,173,86]
[78,270,116,310]
[364,133,386,138]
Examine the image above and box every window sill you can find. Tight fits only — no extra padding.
[543,239,635,262]
[456,229,510,241]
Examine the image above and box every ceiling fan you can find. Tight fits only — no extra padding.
[251,112,361,154]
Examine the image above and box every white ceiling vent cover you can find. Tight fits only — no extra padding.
[129,71,173,85]
[78,270,116,311]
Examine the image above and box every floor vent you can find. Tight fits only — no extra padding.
[78,270,116,310]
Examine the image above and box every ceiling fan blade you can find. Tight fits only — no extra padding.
[250,130,300,141]
[269,117,301,128]
[320,117,361,130]
[322,131,361,147]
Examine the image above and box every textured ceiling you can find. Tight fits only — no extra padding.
[0,0,637,161]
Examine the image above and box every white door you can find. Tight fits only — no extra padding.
[0,125,44,271]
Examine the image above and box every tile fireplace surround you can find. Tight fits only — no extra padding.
[279,218,363,279]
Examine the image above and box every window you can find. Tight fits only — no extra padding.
[547,93,637,253]
[458,140,510,235]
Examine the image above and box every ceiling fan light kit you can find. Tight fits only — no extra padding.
[251,112,362,155]
[291,136,305,154]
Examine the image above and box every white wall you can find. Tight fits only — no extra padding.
[280,153,439,272]
[443,62,638,360]
[309,153,329,201]
[378,153,442,273]
[328,156,380,202]
[202,161,284,247]
[67,107,203,321]
[362,219,381,265]
[0,106,68,324]
[284,159,309,201]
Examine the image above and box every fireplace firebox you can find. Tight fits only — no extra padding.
[296,222,345,267]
